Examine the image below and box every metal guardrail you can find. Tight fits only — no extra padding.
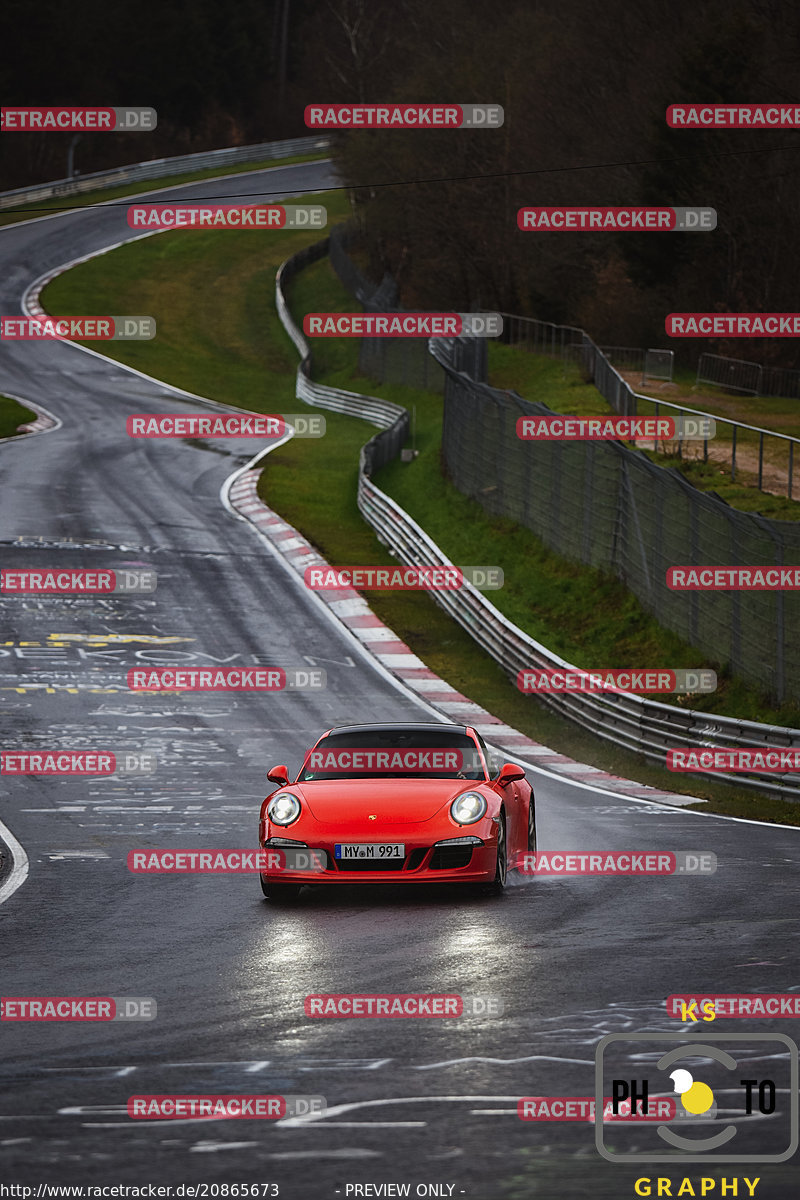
[275,241,800,799]
[0,135,331,211]
[276,241,407,434]
[598,345,648,373]
[594,345,673,384]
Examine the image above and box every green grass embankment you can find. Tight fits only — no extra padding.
[0,395,37,438]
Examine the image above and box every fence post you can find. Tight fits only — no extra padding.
[789,441,794,500]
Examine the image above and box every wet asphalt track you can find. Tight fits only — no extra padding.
[1,161,799,1199]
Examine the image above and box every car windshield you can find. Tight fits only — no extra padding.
[296,729,488,781]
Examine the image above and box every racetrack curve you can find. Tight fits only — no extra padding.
[1,160,799,1198]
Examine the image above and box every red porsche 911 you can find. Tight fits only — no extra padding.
[258,722,535,900]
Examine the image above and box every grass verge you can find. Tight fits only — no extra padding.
[0,395,37,439]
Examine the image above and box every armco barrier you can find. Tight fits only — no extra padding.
[275,240,800,799]
[0,135,330,211]
[275,238,406,436]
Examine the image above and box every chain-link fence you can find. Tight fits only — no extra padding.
[328,224,445,392]
[321,226,800,701]
[431,339,800,703]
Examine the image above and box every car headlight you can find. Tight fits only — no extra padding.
[267,792,302,826]
[434,835,484,847]
[450,791,487,824]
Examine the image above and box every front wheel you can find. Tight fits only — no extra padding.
[485,811,507,895]
[260,876,302,902]
[527,798,537,853]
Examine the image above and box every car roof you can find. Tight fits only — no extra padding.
[324,722,472,735]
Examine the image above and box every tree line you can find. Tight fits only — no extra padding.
[3,0,798,364]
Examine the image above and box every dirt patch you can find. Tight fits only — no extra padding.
[619,371,795,498]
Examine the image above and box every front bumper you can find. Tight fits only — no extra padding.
[259,836,497,885]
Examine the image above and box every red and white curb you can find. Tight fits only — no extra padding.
[228,468,704,807]
[16,408,57,434]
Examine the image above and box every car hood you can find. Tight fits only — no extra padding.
[292,778,487,825]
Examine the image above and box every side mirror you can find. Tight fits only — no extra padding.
[267,764,289,786]
[496,762,525,785]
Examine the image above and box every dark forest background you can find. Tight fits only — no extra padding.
[4,0,800,361]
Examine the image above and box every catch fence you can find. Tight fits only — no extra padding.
[274,237,800,795]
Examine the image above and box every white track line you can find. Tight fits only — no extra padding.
[0,818,29,906]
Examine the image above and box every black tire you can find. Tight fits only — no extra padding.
[487,811,507,894]
[527,797,537,853]
[260,877,302,902]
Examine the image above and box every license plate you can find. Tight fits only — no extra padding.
[334,843,405,860]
